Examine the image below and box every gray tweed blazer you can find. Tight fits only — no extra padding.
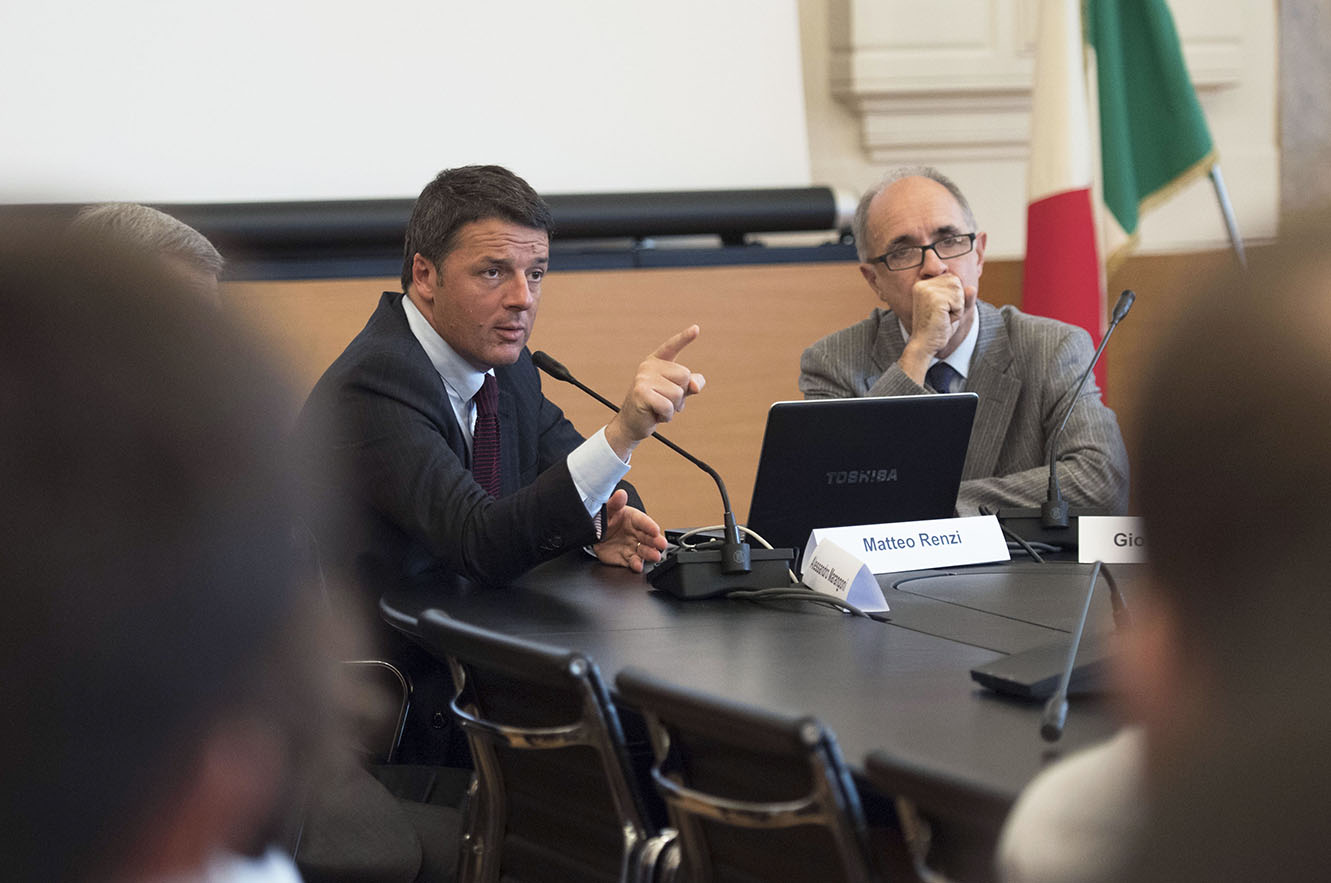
[799,301,1130,514]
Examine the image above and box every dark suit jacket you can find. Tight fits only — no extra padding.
[298,291,623,598]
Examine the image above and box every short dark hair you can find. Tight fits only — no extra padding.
[400,165,554,291]
[0,229,330,880]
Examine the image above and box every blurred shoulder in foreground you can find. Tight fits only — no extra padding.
[0,223,333,882]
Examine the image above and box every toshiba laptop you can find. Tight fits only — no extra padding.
[744,394,978,558]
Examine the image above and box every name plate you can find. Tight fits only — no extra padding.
[1078,516,1147,563]
[801,539,888,612]
[803,515,1009,574]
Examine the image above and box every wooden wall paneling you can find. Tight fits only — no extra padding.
[225,277,386,400]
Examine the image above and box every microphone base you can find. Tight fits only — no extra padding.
[970,631,1116,700]
[646,547,796,600]
[996,507,1111,549]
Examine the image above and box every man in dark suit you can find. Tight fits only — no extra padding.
[297,165,704,763]
[799,166,1129,514]
[301,164,703,595]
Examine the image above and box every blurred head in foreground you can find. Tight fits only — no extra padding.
[1123,212,1331,880]
[72,202,225,303]
[0,227,330,881]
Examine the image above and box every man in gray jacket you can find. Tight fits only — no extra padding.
[799,167,1129,514]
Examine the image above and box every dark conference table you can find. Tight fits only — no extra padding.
[381,551,1129,873]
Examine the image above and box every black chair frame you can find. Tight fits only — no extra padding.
[341,657,411,764]
[418,610,673,883]
[616,667,884,883]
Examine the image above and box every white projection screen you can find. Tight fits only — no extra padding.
[1,0,811,204]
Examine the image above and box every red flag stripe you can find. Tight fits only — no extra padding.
[1023,187,1107,388]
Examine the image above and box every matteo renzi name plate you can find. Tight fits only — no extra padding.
[803,515,1010,576]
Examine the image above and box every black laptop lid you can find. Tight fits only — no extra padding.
[744,394,978,554]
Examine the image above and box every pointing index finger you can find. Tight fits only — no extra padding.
[652,324,701,362]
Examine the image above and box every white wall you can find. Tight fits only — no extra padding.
[1,1,811,203]
[800,0,1279,259]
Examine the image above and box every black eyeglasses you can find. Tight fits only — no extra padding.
[868,233,977,271]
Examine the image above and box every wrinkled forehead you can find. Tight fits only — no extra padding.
[871,177,972,249]
[447,218,550,261]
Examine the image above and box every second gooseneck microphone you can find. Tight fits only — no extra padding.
[1041,289,1136,528]
[1041,560,1104,742]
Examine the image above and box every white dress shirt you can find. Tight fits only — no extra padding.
[403,297,629,517]
[997,727,1145,883]
[149,847,303,883]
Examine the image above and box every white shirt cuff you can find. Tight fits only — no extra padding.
[567,426,632,517]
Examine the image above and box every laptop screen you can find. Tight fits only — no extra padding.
[744,394,978,556]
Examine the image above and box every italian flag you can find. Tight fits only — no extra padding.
[1023,0,1216,381]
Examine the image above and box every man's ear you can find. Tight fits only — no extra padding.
[858,263,880,296]
[410,253,437,303]
[973,231,987,278]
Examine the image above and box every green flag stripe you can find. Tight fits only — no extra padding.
[1088,0,1215,235]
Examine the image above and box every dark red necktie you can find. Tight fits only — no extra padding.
[471,374,501,497]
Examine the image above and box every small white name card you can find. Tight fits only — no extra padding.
[1078,516,1147,564]
[800,538,888,612]
[803,515,1010,574]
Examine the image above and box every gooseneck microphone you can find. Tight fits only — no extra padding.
[532,350,750,574]
[533,351,794,597]
[1041,560,1103,742]
[1041,290,1136,528]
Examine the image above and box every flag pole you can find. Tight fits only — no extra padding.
[1209,164,1246,269]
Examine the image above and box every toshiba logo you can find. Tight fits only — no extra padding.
[825,469,898,485]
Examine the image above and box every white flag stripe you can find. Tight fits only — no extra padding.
[1027,0,1094,202]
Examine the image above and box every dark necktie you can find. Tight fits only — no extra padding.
[471,374,501,497]
[926,361,962,394]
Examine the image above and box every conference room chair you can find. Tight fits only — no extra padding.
[292,523,463,883]
[615,667,895,883]
[295,518,428,772]
[864,749,1014,883]
[415,609,676,883]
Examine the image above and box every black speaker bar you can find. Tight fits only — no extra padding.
[135,186,848,256]
[548,187,843,241]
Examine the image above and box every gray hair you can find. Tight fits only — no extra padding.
[851,166,978,261]
[72,203,225,279]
